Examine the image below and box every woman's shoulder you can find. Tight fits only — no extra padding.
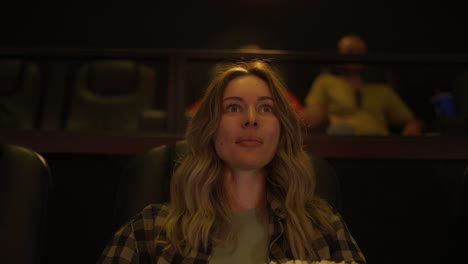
[309,200,367,263]
[136,203,170,226]
[305,200,347,239]
[141,203,170,217]
[98,203,171,263]
[309,199,348,233]
[115,203,170,237]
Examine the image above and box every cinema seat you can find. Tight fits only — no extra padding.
[64,60,159,132]
[0,59,41,130]
[0,144,52,264]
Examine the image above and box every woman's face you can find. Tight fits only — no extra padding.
[214,75,280,171]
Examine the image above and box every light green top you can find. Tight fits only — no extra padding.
[209,208,269,264]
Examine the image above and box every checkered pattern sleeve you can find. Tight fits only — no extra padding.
[97,219,141,263]
[97,204,164,263]
[326,209,367,264]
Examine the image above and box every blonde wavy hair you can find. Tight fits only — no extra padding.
[165,59,333,259]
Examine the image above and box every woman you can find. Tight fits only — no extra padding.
[98,60,366,263]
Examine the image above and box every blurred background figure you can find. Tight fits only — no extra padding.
[302,34,424,136]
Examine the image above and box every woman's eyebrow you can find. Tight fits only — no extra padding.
[258,96,273,102]
[222,96,273,102]
[222,96,243,102]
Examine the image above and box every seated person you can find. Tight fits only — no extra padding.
[98,60,366,263]
[302,34,423,136]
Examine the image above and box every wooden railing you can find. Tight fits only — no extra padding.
[1,130,467,160]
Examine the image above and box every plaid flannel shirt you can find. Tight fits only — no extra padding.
[98,199,366,264]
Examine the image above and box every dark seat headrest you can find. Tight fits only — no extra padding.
[0,59,24,94]
[86,60,139,95]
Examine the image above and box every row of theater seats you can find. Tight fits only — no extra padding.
[1,141,345,264]
[0,59,166,132]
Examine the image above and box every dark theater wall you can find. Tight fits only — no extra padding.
[2,1,468,53]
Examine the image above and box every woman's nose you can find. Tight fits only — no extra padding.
[243,106,258,127]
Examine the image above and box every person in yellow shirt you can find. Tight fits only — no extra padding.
[302,34,423,136]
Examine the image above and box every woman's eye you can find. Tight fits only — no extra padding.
[260,104,273,113]
[226,104,241,112]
